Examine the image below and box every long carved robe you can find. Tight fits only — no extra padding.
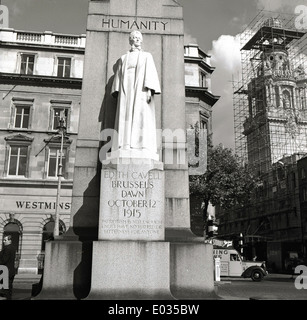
[111,50,161,157]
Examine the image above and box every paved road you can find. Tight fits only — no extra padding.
[216,273,307,300]
[0,274,41,300]
[4,273,307,300]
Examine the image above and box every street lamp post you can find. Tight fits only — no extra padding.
[54,117,66,238]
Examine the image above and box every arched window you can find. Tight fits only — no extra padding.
[275,86,280,108]
[3,221,22,273]
[3,222,22,253]
[41,219,65,251]
[282,90,291,109]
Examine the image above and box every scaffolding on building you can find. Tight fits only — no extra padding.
[233,10,307,172]
[218,11,307,265]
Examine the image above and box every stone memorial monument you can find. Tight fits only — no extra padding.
[35,0,215,300]
[110,30,161,160]
[99,30,164,244]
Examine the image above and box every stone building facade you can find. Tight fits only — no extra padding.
[0,28,85,273]
[184,44,220,237]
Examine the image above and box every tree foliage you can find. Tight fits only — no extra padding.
[189,144,258,220]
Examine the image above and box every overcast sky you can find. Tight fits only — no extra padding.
[1,0,306,149]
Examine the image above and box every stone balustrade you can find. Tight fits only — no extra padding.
[0,28,86,48]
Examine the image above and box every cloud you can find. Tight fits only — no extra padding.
[3,0,31,16]
[184,32,198,45]
[230,17,240,26]
[256,0,303,11]
[8,3,22,16]
[209,34,242,74]
[208,34,243,149]
[183,25,198,45]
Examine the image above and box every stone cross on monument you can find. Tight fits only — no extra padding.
[34,0,216,300]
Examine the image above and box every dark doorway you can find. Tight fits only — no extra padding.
[3,222,21,252]
[3,222,22,273]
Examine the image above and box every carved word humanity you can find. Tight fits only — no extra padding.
[102,19,169,31]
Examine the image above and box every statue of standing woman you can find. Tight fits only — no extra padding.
[111,30,161,160]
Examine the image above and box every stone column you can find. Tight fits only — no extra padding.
[66,0,191,240]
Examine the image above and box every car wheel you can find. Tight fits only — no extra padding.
[251,270,263,282]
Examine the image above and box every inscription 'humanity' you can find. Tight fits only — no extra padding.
[102,18,169,31]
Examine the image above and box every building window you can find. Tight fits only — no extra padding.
[277,167,285,180]
[256,88,265,113]
[200,119,207,130]
[275,86,280,108]
[49,101,71,132]
[20,54,35,75]
[301,97,306,110]
[8,146,28,176]
[57,57,71,78]
[14,106,30,129]
[5,134,33,178]
[200,72,206,87]
[291,172,296,189]
[10,98,34,130]
[282,90,291,109]
[47,147,66,178]
[43,135,71,180]
[52,108,68,130]
[301,168,306,179]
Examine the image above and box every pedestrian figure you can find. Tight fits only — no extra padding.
[0,235,16,299]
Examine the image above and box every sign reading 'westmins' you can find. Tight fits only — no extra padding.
[16,201,71,211]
